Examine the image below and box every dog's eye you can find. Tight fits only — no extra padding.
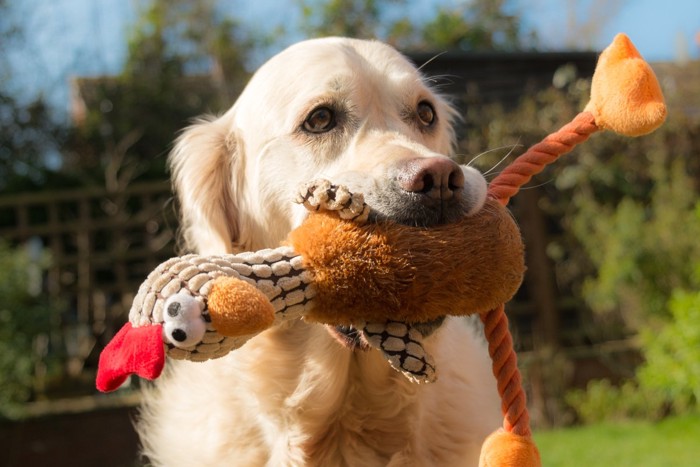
[303,107,336,133]
[417,101,436,127]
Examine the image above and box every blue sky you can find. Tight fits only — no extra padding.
[528,0,699,61]
[4,0,699,118]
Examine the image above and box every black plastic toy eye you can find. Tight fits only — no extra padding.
[171,329,187,342]
[167,302,181,317]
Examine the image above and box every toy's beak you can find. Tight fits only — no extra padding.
[96,322,165,392]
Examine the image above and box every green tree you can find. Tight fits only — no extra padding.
[419,0,525,51]
[298,0,394,39]
[297,0,531,52]
[0,0,66,193]
[0,96,63,192]
[566,270,700,423]
[0,241,62,419]
[562,111,700,331]
[638,285,700,412]
[65,0,255,186]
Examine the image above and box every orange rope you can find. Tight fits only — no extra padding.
[480,305,531,436]
[481,111,600,438]
[488,111,599,206]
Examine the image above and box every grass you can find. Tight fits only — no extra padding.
[534,414,700,467]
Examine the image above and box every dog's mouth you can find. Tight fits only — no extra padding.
[326,316,446,383]
[326,324,371,351]
[366,192,470,228]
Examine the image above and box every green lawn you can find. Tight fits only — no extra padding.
[534,414,700,467]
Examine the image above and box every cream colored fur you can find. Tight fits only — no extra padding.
[139,37,501,466]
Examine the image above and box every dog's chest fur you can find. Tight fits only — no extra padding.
[139,318,495,466]
[238,321,484,466]
[242,321,420,464]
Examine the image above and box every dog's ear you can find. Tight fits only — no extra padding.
[169,114,240,255]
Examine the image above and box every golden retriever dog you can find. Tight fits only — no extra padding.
[138,37,502,466]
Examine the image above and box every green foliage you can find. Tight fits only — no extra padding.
[66,0,255,185]
[572,159,700,327]
[125,0,251,93]
[553,63,700,421]
[565,379,667,424]
[0,95,65,192]
[297,0,531,52]
[638,288,700,412]
[0,241,58,418]
[298,0,389,39]
[566,282,700,423]
[0,1,66,193]
[421,0,523,51]
[556,75,700,330]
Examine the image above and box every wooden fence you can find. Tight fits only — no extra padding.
[0,181,177,381]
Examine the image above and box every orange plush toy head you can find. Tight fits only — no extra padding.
[97,34,665,467]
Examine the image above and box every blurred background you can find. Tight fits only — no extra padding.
[0,0,698,466]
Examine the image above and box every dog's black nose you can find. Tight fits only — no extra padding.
[396,157,464,201]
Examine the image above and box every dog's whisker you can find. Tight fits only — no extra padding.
[424,73,459,87]
[417,52,448,72]
[519,178,554,190]
[466,143,522,169]
[482,140,523,176]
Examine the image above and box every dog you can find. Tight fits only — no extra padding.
[138,37,502,466]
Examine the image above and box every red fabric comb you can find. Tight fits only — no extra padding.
[96,322,166,392]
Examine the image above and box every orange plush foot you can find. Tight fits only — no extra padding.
[479,430,541,467]
[585,33,666,136]
[208,276,275,337]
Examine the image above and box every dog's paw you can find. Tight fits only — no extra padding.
[295,179,369,223]
[162,293,207,348]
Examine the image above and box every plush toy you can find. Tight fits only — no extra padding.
[96,34,665,467]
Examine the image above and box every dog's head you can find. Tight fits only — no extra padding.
[170,37,486,255]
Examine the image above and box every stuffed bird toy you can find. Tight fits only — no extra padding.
[96,34,666,467]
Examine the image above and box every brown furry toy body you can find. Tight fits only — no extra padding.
[289,193,524,326]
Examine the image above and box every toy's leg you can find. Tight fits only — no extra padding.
[361,320,438,384]
[295,179,370,224]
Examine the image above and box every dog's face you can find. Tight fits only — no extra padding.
[171,37,486,255]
